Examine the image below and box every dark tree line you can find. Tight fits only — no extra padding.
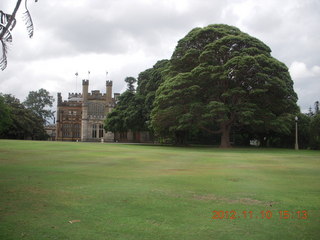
[0,88,54,140]
[305,102,320,149]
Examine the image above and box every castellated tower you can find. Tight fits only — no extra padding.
[81,80,89,141]
[81,79,117,142]
[82,80,89,102]
[106,80,112,103]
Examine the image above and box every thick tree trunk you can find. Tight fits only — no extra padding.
[220,124,232,148]
[259,135,268,147]
[174,131,187,146]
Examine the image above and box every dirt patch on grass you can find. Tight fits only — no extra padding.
[26,186,51,195]
[158,169,194,175]
[238,197,264,205]
[164,169,191,171]
[193,194,276,206]
[228,178,240,182]
[146,219,162,226]
[202,164,290,170]
[0,149,10,153]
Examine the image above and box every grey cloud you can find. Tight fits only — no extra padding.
[31,0,226,56]
[1,0,319,111]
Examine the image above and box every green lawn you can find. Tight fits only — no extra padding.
[0,140,319,240]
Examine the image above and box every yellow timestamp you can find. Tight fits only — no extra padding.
[212,210,308,220]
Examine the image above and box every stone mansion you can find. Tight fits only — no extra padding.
[56,80,119,142]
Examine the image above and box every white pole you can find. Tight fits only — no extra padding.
[75,72,78,93]
[295,116,299,150]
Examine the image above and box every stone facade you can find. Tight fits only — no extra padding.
[56,80,118,142]
[44,124,56,141]
[56,93,82,141]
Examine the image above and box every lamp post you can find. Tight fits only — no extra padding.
[295,116,299,150]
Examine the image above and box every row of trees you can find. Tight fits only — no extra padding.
[304,103,320,149]
[105,61,169,135]
[105,24,319,149]
[0,89,54,140]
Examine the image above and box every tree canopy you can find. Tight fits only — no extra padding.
[0,93,48,140]
[23,88,54,124]
[124,77,137,92]
[151,24,299,147]
[104,77,146,133]
[308,102,320,149]
[0,95,12,133]
[105,61,170,135]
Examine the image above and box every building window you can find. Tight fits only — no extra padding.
[99,124,104,138]
[62,124,71,138]
[74,124,80,138]
[92,124,97,138]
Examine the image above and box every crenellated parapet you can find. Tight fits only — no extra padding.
[106,80,113,86]
[57,92,82,106]
[68,93,82,99]
[82,79,89,85]
[87,90,107,100]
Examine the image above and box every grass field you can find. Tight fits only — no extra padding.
[0,140,319,240]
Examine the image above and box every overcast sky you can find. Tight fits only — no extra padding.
[1,0,319,112]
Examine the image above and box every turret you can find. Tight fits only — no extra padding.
[57,92,62,105]
[106,80,112,103]
[82,80,89,102]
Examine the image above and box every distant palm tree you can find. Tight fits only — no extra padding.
[0,0,38,71]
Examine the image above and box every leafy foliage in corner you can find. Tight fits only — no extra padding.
[0,0,38,71]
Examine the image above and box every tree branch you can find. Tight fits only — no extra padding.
[199,125,222,134]
[0,0,22,40]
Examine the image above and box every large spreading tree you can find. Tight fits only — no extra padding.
[151,24,299,147]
